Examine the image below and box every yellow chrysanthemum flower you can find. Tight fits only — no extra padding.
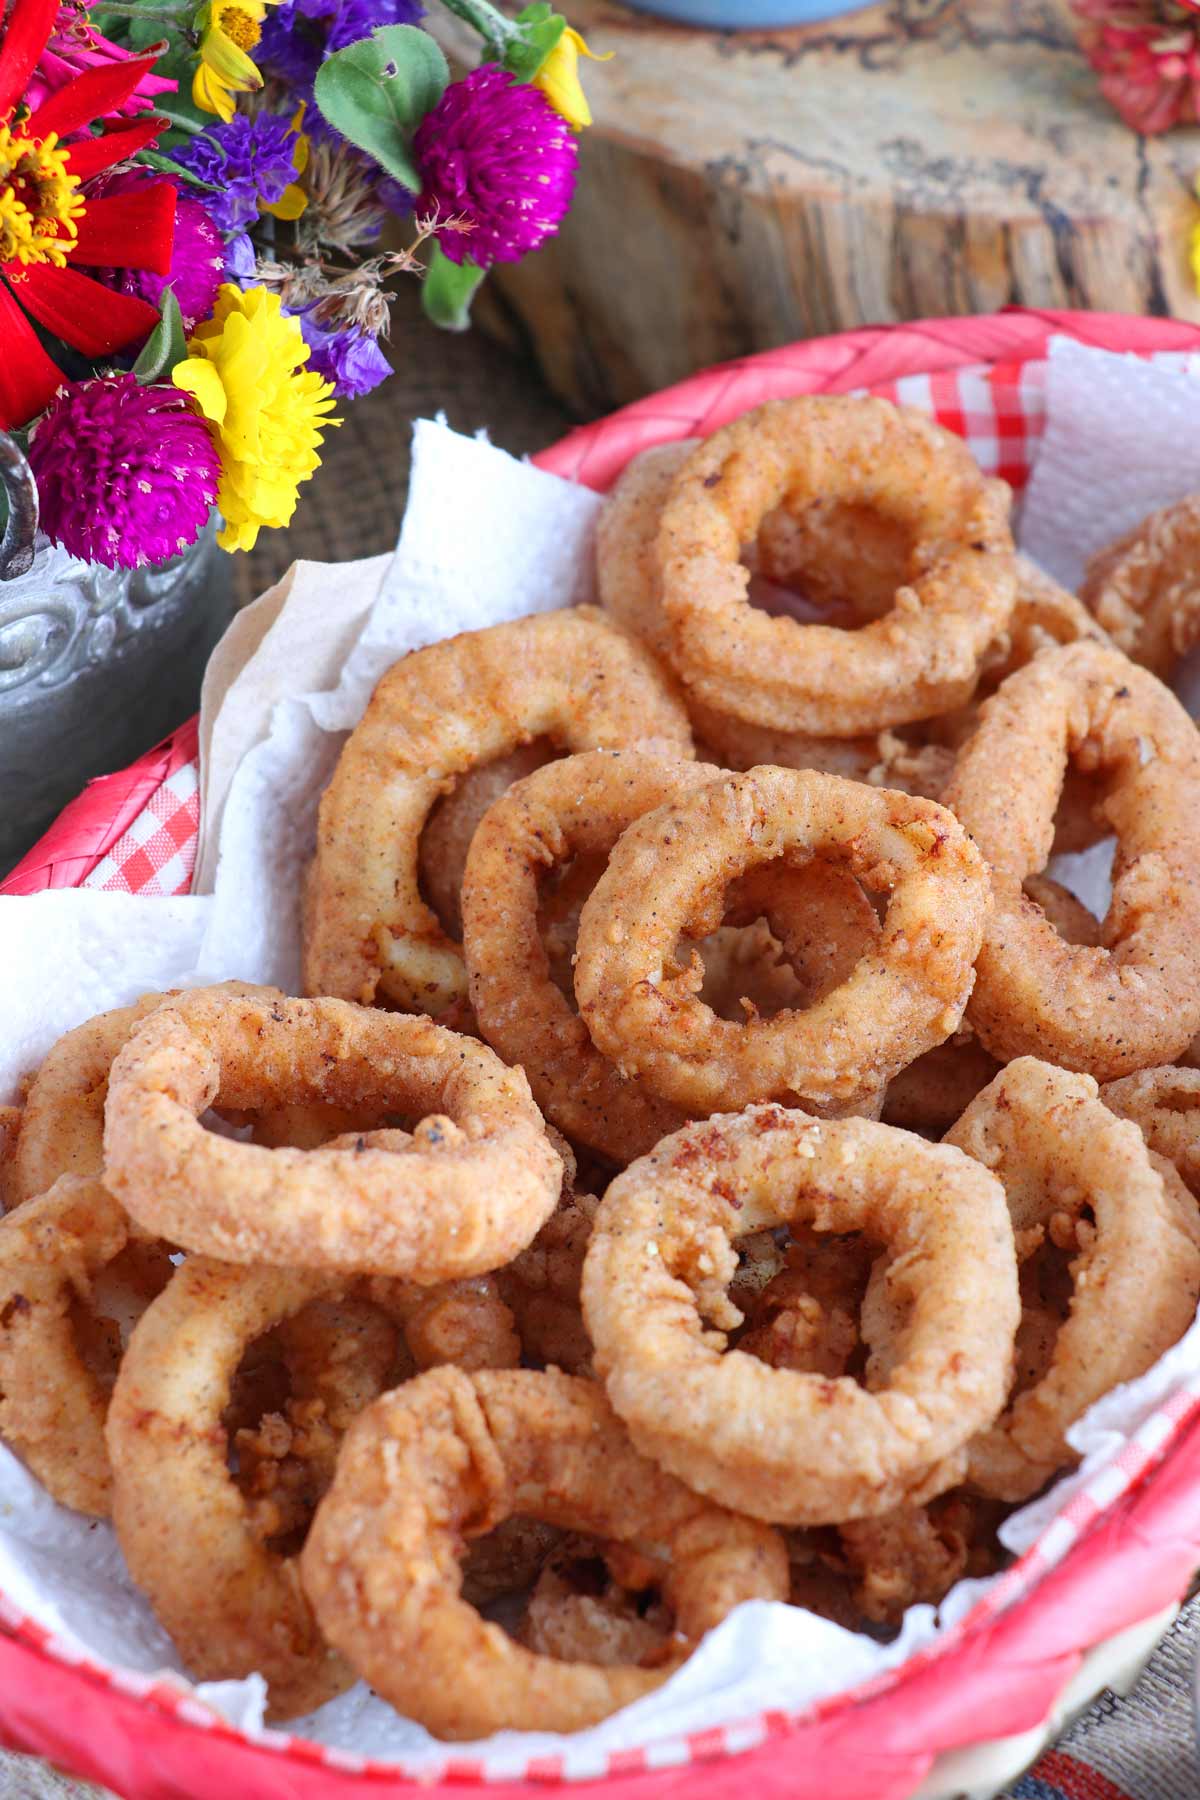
[172,285,339,553]
[531,26,610,131]
[192,0,275,123]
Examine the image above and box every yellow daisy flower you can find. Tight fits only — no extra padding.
[192,0,275,124]
[531,26,610,131]
[172,285,339,552]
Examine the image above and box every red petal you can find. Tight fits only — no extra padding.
[70,185,176,274]
[67,114,167,182]
[0,279,63,428]
[0,0,62,123]
[24,50,163,141]
[14,263,158,355]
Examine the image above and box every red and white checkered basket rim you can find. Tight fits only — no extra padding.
[5,308,1200,1800]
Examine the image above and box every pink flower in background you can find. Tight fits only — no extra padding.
[1072,0,1200,131]
[22,1,177,118]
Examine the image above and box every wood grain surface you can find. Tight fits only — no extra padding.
[430,0,1200,413]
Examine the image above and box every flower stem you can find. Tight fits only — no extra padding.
[90,1,191,18]
[154,104,207,134]
[434,0,518,57]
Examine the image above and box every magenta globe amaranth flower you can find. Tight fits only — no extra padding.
[91,170,225,333]
[412,64,578,268]
[28,375,221,571]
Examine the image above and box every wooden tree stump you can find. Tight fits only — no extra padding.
[428,0,1200,416]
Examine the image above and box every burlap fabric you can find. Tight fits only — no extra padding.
[2,285,1196,1800]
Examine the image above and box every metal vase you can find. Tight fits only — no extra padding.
[0,431,232,876]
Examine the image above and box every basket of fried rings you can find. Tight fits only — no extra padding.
[7,307,1200,1800]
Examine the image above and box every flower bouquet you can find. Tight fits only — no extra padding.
[0,0,598,570]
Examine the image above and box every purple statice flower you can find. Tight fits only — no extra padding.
[28,375,220,571]
[412,65,578,268]
[224,231,258,283]
[172,114,302,233]
[90,171,224,334]
[298,314,391,398]
[326,0,425,51]
[259,0,424,90]
[256,8,324,89]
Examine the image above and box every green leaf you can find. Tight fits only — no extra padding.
[501,3,565,80]
[132,289,188,384]
[502,15,565,81]
[126,11,173,49]
[314,24,449,192]
[138,147,217,187]
[421,245,486,332]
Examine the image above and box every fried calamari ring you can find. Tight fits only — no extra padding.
[103,987,562,1278]
[594,438,943,785]
[419,743,556,941]
[945,643,1200,1076]
[945,1057,1200,1501]
[1100,1066,1200,1199]
[1080,494,1200,678]
[0,1175,172,1516]
[299,1365,789,1739]
[599,437,939,658]
[581,1105,1018,1524]
[464,751,882,1153]
[109,1259,368,1718]
[0,1105,20,1212]
[464,752,707,1158]
[303,608,693,1015]
[596,440,697,663]
[883,878,1101,1135]
[575,767,990,1116]
[108,1241,518,1719]
[656,397,1015,735]
[9,993,171,1205]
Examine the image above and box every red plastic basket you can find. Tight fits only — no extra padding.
[5,307,1200,1800]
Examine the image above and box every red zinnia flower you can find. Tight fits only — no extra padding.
[0,0,177,429]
